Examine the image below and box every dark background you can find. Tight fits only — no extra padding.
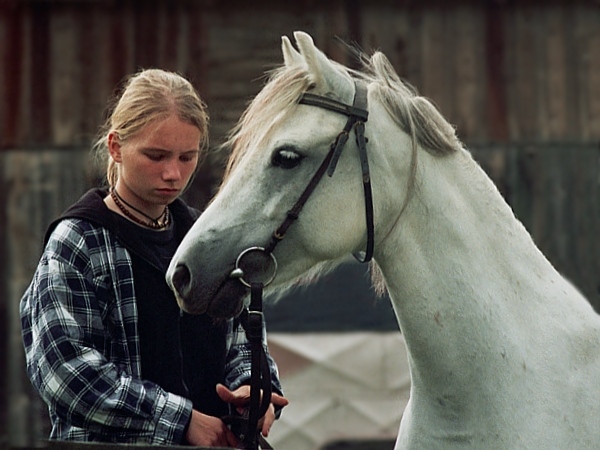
[1,1,599,447]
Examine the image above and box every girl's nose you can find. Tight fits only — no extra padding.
[163,161,182,181]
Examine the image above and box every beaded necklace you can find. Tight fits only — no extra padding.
[110,189,170,230]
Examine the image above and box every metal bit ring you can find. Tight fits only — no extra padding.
[232,247,278,288]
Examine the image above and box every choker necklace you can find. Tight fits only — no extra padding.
[110,189,170,230]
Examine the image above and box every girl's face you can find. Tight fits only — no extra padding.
[109,114,201,213]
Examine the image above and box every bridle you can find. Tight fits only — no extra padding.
[264,80,373,262]
[227,80,373,449]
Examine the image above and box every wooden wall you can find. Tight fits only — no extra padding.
[2,1,599,149]
[1,0,599,447]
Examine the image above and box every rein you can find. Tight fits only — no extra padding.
[228,80,372,449]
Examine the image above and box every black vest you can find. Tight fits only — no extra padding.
[47,188,229,418]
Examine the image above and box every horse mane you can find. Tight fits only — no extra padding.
[220,49,464,296]
[358,51,462,156]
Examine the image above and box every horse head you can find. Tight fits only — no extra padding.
[166,31,403,319]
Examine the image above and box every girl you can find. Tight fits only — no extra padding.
[20,68,287,447]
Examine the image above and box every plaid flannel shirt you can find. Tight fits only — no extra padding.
[20,217,282,444]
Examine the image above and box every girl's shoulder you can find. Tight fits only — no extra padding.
[44,217,132,283]
[44,188,112,243]
[49,216,110,241]
[45,218,117,263]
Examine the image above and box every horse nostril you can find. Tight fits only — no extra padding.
[171,263,192,298]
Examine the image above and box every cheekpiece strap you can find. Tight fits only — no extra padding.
[296,81,374,263]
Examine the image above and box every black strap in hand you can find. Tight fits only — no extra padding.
[226,283,274,449]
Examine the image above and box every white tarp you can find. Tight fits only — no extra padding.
[266,332,410,450]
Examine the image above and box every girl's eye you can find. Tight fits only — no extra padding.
[272,147,304,169]
[180,154,197,163]
[147,153,165,161]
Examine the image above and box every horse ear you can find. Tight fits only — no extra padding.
[293,31,353,101]
[293,31,329,86]
[282,36,304,68]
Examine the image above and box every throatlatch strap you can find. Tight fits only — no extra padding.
[352,119,374,263]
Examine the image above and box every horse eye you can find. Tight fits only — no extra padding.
[272,147,304,169]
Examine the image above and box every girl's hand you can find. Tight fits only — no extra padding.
[216,383,289,437]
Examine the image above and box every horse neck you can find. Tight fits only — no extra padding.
[375,147,564,396]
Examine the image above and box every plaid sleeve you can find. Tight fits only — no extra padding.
[20,220,192,444]
[223,317,284,397]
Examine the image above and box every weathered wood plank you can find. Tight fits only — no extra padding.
[29,2,51,145]
[0,2,22,148]
[75,5,102,142]
[543,5,569,140]
[573,4,593,140]
[584,5,600,137]
[419,5,450,118]
[484,1,509,141]
[50,6,80,146]
[106,3,135,91]
[453,4,485,142]
[403,6,424,89]
[2,1,600,149]
[361,3,410,74]
[3,149,96,447]
[508,4,540,141]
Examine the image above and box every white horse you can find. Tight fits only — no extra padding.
[167,31,600,449]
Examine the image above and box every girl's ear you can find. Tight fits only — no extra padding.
[107,132,123,163]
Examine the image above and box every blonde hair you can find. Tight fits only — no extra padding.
[94,68,209,187]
